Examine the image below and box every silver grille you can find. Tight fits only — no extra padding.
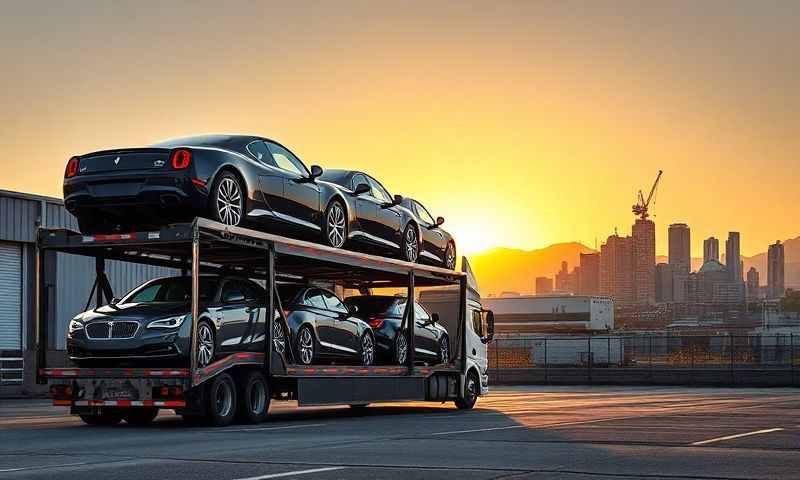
[86,321,139,339]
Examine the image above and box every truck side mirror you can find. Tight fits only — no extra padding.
[482,310,494,343]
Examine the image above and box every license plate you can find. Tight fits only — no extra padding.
[91,182,140,197]
[106,388,134,400]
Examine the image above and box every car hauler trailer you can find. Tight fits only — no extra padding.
[35,217,493,426]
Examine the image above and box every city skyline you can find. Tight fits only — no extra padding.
[1,1,799,256]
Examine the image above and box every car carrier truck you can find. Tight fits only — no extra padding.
[36,217,494,426]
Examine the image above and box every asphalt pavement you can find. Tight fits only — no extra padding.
[1,385,798,479]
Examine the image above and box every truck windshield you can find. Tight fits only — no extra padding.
[121,277,220,304]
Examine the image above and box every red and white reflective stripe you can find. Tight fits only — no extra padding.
[142,369,190,376]
[66,399,186,407]
[81,233,140,243]
[42,368,189,378]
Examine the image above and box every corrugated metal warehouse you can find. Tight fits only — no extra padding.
[0,189,174,396]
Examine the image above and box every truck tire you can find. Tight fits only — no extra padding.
[79,407,123,426]
[237,370,270,424]
[206,373,237,427]
[123,408,159,426]
[454,371,479,410]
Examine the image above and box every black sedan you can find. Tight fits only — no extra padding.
[66,275,267,367]
[401,197,456,269]
[275,285,374,366]
[318,169,424,262]
[343,295,450,366]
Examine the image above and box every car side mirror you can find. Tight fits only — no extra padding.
[393,194,403,205]
[223,291,246,303]
[347,304,358,314]
[436,216,445,226]
[309,165,323,180]
[431,312,440,324]
[109,297,121,305]
[354,183,370,196]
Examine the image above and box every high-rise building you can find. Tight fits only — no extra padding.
[668,223,691,271]
[632,219,656,304]
[535,276,553,295]
[578,253,600,295]
[767,240,785,299]
[655,263,674,303]
[746,267,760,300]
[703,237,720,263]
[725,232,742,282]
[600,234,634,305]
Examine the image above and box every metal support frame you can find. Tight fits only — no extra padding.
[266,243,275,371]
[189,225,200,384]
[406,271,415,373]
[35,242,46,384]
[458,276,467,375]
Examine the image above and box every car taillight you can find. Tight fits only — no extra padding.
[368,318,384,329]
[65,157,79,178]
[171,149,192,169]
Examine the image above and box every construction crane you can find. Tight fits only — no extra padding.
[632,170,663,220]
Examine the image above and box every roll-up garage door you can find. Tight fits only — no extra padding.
[0,242,22,350]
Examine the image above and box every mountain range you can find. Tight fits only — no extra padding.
[467,236,800,296]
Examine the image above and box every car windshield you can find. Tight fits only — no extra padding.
[344,296,404,317]
[121,277,220,304]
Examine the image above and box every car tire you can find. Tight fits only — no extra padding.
[360,332,375,366]
[455,370,479,410]
[296,326,316,365]
[438,335,450,365]
[210,171,244,227]
[402,224,419,262]
[324,200,347,249]
[196,321,216,368]
[206,372,237,427]
[79,408,124,426]
[445,242,456,270]
[236,370,270,424]
[394,330,408,365]
[123,408,159,426]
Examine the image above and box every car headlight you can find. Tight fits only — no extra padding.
[68,319,84,334]
[147,315,187,329]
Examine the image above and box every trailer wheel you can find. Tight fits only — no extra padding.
[123,407,159,426]
[455,371,479,410]
[206,372,237,427]
[237,370,270,424]
[79,408,123,426]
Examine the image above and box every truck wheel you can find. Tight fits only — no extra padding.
[454,371,479,410]
[237,370,270,424]
[123,408,159,426]
[206,373,237,427]
[79,408,123,426]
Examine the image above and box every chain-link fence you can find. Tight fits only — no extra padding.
[488,334,800,387]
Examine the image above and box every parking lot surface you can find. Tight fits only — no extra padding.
[1,386,798,479]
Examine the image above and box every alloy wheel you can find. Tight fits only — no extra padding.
[361,334,374,366]
[298,328,314,365]
[216,177,242,226]
[404,227,418,262]
[197,323,215,367]
[439,337,449,364]
[326,202,346,248]
[273,320,286,354]
[445,243,456,270]
[396,332,408,365]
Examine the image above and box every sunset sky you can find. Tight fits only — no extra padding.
[1,1,798,257]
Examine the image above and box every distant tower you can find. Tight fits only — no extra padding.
[600,233,634,305]
[578,253,601,295]
[632,219,656,305]
[767,241,785,299]
[725,232,742,283]
[746,267,760,300]
[668,223,691,272]
[704,237,720,263]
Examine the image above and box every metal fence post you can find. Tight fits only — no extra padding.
[649,335,653,383]
[587,337,592,384]
[544,338,548,384]
[730,336,735,385]
[791,334,795,387]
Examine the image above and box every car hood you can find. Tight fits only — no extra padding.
[76,302,189,323]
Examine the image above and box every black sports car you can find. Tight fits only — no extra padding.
[343,295,450,366]
[63,135,424,261]
[275,285,374,366]
[66,275,267,367]
[400,197,456,269]
[318,169,424,262]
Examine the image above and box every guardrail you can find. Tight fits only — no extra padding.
[488,334,799,387]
